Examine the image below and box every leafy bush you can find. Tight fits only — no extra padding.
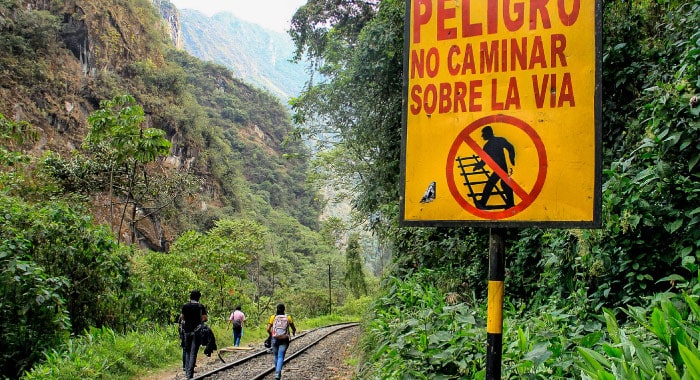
[129,249,206,327]
[21,326,181,380]
[0,226,69,377]
[360,271,699,379]
[0,193,132,377]
[360,270,486,379]
[336,295,373,318]
[577,281,700,379]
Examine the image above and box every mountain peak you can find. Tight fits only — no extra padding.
[158,4,307,101]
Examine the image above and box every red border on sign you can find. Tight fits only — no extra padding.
[446,115,547,220]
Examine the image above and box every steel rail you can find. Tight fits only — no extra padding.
[193,322,359,380]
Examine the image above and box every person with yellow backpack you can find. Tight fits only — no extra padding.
[266,303,297,380]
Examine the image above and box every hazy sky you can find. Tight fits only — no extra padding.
[168,0,307,32]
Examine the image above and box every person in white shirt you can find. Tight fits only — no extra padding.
[227,305,246,347]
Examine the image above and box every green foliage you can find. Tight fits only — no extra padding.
[0,112,37,153]
[0,223,69,377]
[0,116,66,377]
[43,94,201,246]
[290,0,377,65]
[292,0,699,302]
[130,248,205,327]
[0,112,41,196]
[288,0,700,377]
[0,195,128,332]
[0,2,364,379]
[578,0,700,310]
[345,233,368,298]
[290,0,402,215]
[500,290,599,379]
[126,60,187,97]
[85,94,171,164]
[291,288,333,317]
[160,49,323,230]
[361,271,691,379]
[391,225,489,299]
[576,280,700,379]
[21,325,180,380]
[360,270,486,379]
[0,1,60,56]
[335,295,373,318]
[0,194,131,377]
[2,111,134,376]
[161,219,267,319]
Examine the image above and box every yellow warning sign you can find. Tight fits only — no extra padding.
[401,0,601,227]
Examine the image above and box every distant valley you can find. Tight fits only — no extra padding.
[177,9,309,102]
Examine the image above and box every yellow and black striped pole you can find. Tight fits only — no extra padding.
[487,228,505,380]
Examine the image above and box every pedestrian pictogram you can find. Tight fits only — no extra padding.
[446,115,547,221]
[455,154,512,210]
[457,125,515,210]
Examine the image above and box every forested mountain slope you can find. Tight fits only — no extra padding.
[0,0,320,249]
[177,9,308,101]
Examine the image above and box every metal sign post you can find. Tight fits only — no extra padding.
[486,228,505,380]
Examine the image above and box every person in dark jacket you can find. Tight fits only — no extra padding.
[181,290,208,379]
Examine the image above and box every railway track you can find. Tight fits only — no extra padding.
[191,322,359,380]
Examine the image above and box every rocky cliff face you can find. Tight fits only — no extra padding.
[2,0,162,157]
[2,1,194,251]
[147,1,309,101]
[1,0,319,251]
[150,0,183,49]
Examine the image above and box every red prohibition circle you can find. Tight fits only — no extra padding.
[446,115,547,220]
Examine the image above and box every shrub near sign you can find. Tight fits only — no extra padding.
[400,0,601,227]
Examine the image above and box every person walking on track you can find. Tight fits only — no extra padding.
[266,303,297,380]
[181,290,208,380]
[227,305,246,347]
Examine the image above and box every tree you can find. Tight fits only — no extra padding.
[345,233,367,298]
[0,206,69,377]
[205,219,266,311]
[83,94,172,243]
[167,219,267,317]
[0,114,130,375]
[43,95,199,249]
[290,0,379,66]
[130,245,205,326]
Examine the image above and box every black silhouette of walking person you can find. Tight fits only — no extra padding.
[473,126,516,209]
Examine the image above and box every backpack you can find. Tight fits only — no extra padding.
[198,324,210,345]
[233,318,242,330]
[271,314,290,340]
[198,324,217,357]
[178,318,186,344]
